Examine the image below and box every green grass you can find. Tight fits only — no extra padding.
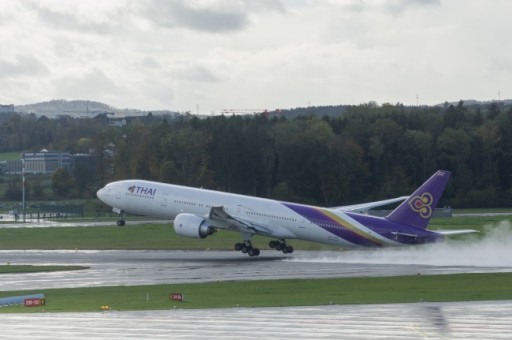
[0,265,88,274]
[0,223,339,250]
[0,152,22,161]
[0,272,511,313]
[0,215,510,251]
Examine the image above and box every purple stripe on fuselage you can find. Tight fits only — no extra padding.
[282,203,383,247]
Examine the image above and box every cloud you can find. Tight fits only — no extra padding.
[380,0,441,13]
[1,0,511,111]
[145,0,284,33]
[147,0,248,32]
[338,0,441,13]
[141,57,162,69]
[25,1,124,35]
[0,55,49,77]
[55,69,120,100]
[170,63,221,82]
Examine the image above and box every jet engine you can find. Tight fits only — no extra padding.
[173,213,216,239]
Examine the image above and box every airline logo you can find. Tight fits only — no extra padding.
[408,192,433,218]
[128,185,156,196]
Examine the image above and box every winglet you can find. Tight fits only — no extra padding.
[386,170,451,229]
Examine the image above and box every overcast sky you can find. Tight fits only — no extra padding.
[1,0,510,113]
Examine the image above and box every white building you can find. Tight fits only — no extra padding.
[22,150,71,174]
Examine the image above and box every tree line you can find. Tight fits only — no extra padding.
[1,101,511,208]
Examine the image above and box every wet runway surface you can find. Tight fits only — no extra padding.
[2,224,512,339]
[1,249,510,291]
[2,301,512,339]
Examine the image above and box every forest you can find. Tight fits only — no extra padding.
[1,100,511,208]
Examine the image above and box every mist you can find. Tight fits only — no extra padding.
[288,220,512,268]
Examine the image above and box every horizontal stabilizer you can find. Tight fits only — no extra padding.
[435,229,479,236]
[333,196,408,212]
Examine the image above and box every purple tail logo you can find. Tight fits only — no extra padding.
[128,186,135,193]
[387,170,450,229]
[408,192,433,218]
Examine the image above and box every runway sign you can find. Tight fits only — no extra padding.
[24,298,46,307]
[170,293,184,302]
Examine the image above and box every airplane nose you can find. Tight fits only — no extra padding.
[97,187,107,201]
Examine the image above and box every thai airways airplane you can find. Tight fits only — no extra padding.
[96,170,475,256]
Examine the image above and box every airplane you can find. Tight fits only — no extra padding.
[96,170,476,256]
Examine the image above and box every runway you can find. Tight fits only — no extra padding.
[1,246,511,291]
[1,301,512,339]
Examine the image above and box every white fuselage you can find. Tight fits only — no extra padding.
[97,179,400,248]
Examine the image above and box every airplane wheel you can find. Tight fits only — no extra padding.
[117,220,125,226]
[286,246,294,254]
[250,248,260,256]
[275,243,283,251]
[248,248,260,257]
[234,243,243,251]
[269,240,277,249]
[241,245,250,253]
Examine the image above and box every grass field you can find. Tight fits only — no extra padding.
[0,215,510,251]
[0,272,511,313]
[0,265,88,274]
[0,223,342,250]
[0,152,22,161]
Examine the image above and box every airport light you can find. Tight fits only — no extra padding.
[21,154,25,214]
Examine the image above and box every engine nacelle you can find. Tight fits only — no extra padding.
[173,213,215,239]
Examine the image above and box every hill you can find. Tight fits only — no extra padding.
[13,99,179,118]
[15,99,115,118]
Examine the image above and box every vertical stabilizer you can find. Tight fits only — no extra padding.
[386,170,451,229]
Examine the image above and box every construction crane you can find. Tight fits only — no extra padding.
[221,109,268,115]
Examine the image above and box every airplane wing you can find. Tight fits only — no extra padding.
[208,206,297,239]
[208,206,270,235]
[332,196,409,213]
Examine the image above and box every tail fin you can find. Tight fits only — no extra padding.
[386,170,451,229]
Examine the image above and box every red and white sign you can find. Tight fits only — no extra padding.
[169,293,184,301]
[24,298,45,307]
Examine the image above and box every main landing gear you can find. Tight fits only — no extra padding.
[234,239,294,257]
[269,240,294,254]
[234,241,260,257]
